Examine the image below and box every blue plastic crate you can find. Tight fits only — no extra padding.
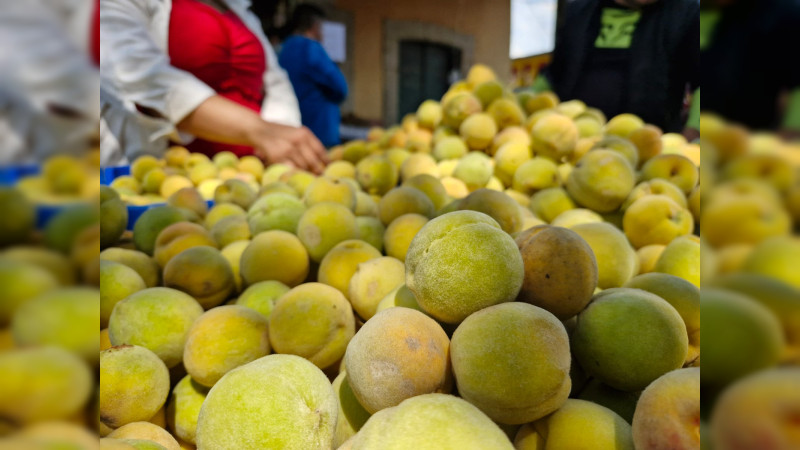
[100,166,131,185]
[0,164,40,186]
[100,166,214,230]
[0,165,84,229]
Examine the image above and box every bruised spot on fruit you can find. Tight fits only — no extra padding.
[406,337,420,351]
[303,225,321,247]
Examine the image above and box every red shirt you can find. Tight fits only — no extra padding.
[168,0,266,157]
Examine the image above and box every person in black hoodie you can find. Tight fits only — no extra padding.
[534,0,700,136]
[701,0,800,137]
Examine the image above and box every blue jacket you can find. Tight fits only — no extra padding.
[279,36,348,147]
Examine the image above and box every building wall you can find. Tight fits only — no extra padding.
[333,0,511,123]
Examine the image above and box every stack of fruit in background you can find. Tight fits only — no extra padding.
[0,153,101,448]
[696,114,800,449]
[90,64,712,450]
[2,61,797,449]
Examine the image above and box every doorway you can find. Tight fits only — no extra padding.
[397,40,463,121]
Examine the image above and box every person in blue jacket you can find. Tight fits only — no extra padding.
[279,4,348,148]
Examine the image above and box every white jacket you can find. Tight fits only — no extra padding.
[100,0,301,164]
[0,0,99,163]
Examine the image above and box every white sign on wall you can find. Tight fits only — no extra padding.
[510,0,557,59]
[321,20,346,63]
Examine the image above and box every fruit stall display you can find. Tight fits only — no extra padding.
[0,63,798,449]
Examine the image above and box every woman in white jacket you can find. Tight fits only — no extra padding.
[100,0,328,172]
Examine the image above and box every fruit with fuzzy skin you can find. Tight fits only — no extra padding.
[247,193,306,235]
[344,307,452,413]
[168,187,208,218]
[0,260,59,327]
[654,236,701,287]
[210,214,250,247]
[153,222,216,268]
[416,99,442,129]
[700,288,784,387]
[204,203,245,229]
[628,124,663,165]
[383,213,428,261]
[195,354,337,449]
[214,179,256,210]
[741,236,800,290]
[632,368,700,450]
[451,302,571,424]
[622,195,694,249]
[163,247,235,309]
[332,371,372,447]
[625,273,700,364]
[514,399,634,450]
[572,288,688,391]
[0,347,92,425]
[433,136,468,161]
[167,375,209,446]
[493,141,532,187]
[304,177,357,211]
[572,222,638,289]
[453,152,493,191]
[184,305,270,387]
[108,287,203,368]
[101,186,128,248]
[108,422,180,450]
[348,256,406,320]
[317,240,382,296]
[621,179,687,212]
[378,186,435,226]
[515,225,598,320]
[529,187,576,223]
[100,345,170,429]
[376,284,422,313]
[355,216,385,252]
[12,287,100,363]
[550,208,603,228]
[566,150,635,213]
[402,174,449,210]
[297,203,359,263]
[710,368,800,450]
[459,113,498,151]
[458,189,523,234]
[405,211,524,323]
[100,260,146,328]
[269,283,355,369]
[220,240,249,293]
[512,157,560,196]
[605,113,644,138]
[591,136,639,168]
[240,230,310,287]
[132,206,186,256]
[442,93,482,129]
[490,125,531,156]
[531,114,578,162]
[100,248,160,287]
[473,80,504,108]
[346,394,513,450]
[640,154,699,195]
[400,155,439,183]
[487,97,525,130]
[234,280,290,320]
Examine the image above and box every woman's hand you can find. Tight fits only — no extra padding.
[177,95,329,173]
[250,123,329,174]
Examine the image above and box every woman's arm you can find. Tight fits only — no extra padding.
[178,96,328,173]
[101,0,326,171]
